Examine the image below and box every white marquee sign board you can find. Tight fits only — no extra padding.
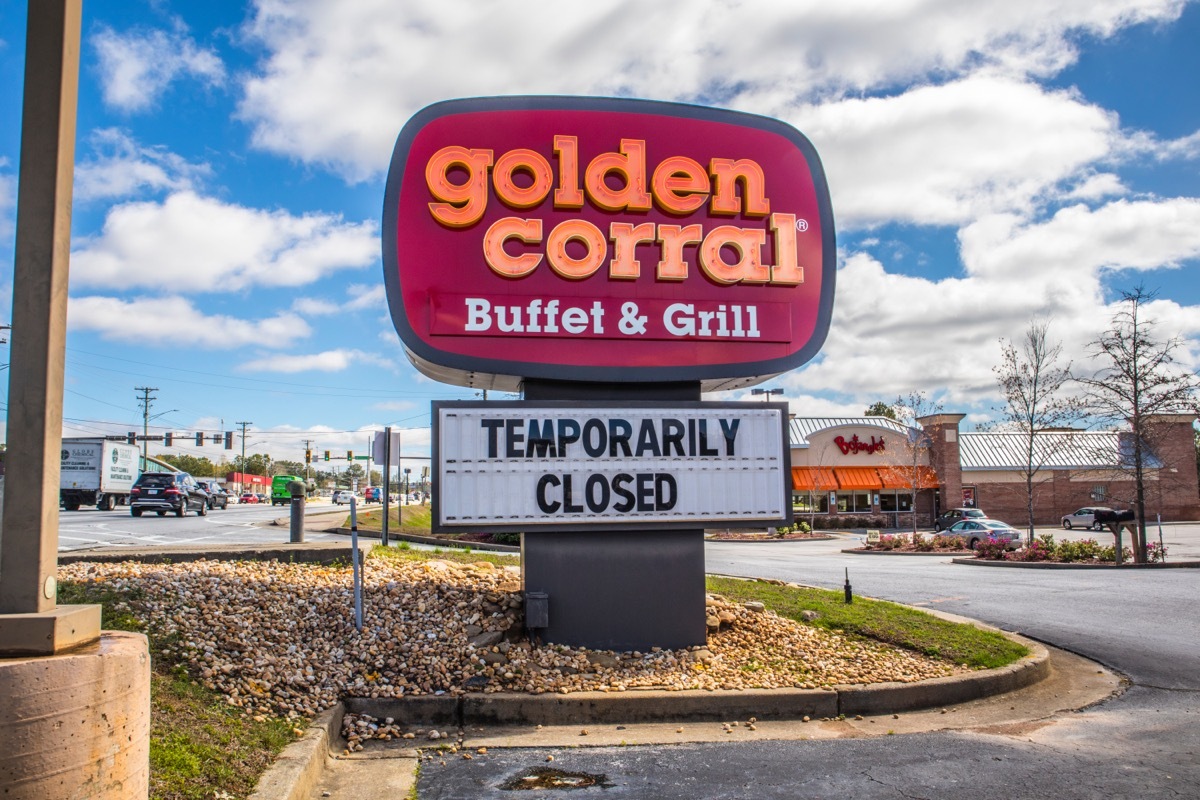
[432,401,791,532]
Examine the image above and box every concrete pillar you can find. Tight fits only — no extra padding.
[918,413,966,513]
[0,632,150,799]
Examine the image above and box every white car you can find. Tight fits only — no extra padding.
[1061,507,1113,531]
[332,490,357,505]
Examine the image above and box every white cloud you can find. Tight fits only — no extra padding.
[74,128,211,201]
[68,295,311,346]
[238,348,369,373]
[71,191,379,292]
[960,198,1200,280]
[93,22,226,112]
[783,195,1200,408]
[236,0,1189,181]
[292,284,385,318]
[792,74,1119,227]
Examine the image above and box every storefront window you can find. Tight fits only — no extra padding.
[837,492,872,512]
[879,491,913,512]
[793,491,830,513]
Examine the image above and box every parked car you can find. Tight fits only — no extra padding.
[129,472,208,518]
[943,519,1021,550]
[1061,507,1114,531]
[240,492,259,504]
[332,490,356,505]
[195,479,229,510]
[255,493,268,503]
[934,507,987,532]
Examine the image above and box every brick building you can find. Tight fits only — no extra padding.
[789,413,1199,527]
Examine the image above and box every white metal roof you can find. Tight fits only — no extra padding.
[789,418,1159,470]
[958,430,1159,470]
[789,416,911,447]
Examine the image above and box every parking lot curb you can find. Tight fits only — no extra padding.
[255,630,1048,795]
[951,557,1200,569]
[249,706,342,800]
[842,549,973,556]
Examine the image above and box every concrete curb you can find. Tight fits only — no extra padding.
[253,610,1049,797]
[842,548,972,556]
[705,535,837,544]
[951,557,1200,569]
[249,705,342,800]
[58,542,358,566]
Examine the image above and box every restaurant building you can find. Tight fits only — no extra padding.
[789,413,1199,527]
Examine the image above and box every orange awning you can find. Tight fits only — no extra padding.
[878,466,940,489]
[833,467,883,490]
[791,466,837,491]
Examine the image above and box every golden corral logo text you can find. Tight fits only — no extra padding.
[424,137,804,287]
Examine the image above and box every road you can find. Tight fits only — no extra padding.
[55,500,350,552]
[419,524,1200,799]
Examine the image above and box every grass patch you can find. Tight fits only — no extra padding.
[706,576,1028,670]
[348,503,432,533]
[370,544,519,568]
[57,581,296,800]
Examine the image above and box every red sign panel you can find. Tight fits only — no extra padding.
[383,97,836,391]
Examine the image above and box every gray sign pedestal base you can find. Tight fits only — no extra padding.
[521,529,707,651]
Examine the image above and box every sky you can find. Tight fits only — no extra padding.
[1,0,1198,470]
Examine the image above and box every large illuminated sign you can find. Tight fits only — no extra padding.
[383,97,835,391]
[432,401,791,532]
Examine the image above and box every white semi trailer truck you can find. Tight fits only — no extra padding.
[60,438,140,511]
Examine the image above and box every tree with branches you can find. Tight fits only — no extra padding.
[887,392,943,535]
[992,320,1084,543]
[1075,286,1200,562]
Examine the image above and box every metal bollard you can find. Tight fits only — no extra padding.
[287,479,306,543]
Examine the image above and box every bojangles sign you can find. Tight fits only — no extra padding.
[383,96,836,390]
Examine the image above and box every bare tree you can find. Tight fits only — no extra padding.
[888,391,943,536]
[992,320,1084,543]
[1076,286,1200,562]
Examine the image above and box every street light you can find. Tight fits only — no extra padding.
[145,409,178,462]
[751,388,783,402]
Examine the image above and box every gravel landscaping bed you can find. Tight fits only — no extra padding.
[58,555,964,723]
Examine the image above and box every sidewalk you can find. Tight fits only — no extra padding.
[286,644,1121,800]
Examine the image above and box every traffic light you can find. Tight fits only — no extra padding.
[195,432,204,446]
[225,431,233,449]
[164,432,173,447]
[347,450,353,461]
[305,449,312,464]
[127,431,137,445]
[324,450,330,462]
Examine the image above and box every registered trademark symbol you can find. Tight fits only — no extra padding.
[794,219,809,232]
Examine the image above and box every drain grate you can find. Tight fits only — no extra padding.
[500,767,614,791]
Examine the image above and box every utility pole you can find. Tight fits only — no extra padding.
[135,386,157,463]
[302,438,315,482]
[237,421,253,494]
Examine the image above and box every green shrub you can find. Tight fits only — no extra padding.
[1056,538,1102,562]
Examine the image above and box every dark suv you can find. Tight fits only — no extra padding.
[196,479,230,510]
[130,472,208,518]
